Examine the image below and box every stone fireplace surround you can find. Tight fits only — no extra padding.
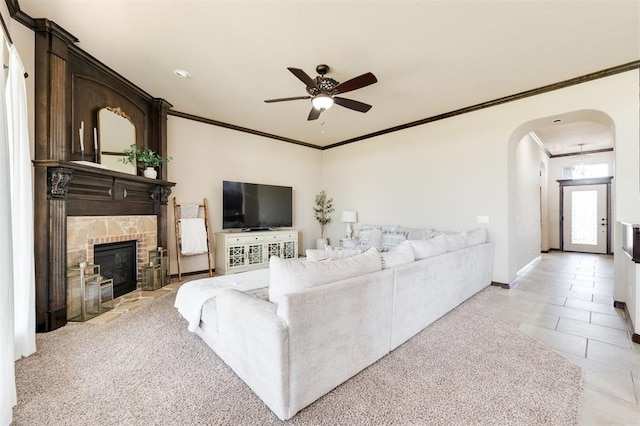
[67,216,158,290]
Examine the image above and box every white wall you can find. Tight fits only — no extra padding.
[609,70,640,331]
[540,161,550,252]
[322,109,509,280]
[166,116,323,275]
[322,70,639,286]
[514,134,547,272]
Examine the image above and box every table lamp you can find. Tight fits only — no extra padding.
[341,211,358,239]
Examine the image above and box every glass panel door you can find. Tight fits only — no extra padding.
[562,184,607,254]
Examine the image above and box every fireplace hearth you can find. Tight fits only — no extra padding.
[94,240,137,298]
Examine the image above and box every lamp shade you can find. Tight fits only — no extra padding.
[311,93,334,110]
[341,211,358,223]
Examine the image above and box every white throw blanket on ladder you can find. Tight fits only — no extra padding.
[179,218,208,255]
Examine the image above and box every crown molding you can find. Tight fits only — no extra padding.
[167,110,318,150]
[323,61,639,150]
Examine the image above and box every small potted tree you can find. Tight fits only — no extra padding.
[120,144,171,178]
[313,190,334,249]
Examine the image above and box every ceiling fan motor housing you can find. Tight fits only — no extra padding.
[316,64,330,75]
[306,77,339,96]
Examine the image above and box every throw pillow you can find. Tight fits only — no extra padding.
[467,228,487,246]
[381,241,415,269]
[325,246,363,260]
[380,225,400,233]
[357,229,372,247]
[380,231,408,252]
[268,247,382,304]
[405,228,436,240]
[408,235,448,259]
[357,228,383,252]
[305,249,329,261]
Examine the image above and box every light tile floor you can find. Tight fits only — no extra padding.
[473,251,640,425]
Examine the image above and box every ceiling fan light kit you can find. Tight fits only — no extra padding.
[264,64,377,121]
[311,93,333,111]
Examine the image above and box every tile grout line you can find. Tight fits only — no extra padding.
[584,337,589,359]
[630,372,640,405]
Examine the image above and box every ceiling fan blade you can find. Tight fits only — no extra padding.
[333,97,372,113]
[307,107,321,121]
[264,96,311,103]
[333,72,377,94]
[288,67,318,90]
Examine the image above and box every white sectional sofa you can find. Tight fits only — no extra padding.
[175,228,494,420]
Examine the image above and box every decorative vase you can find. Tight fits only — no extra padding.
[143,166,157,179]
[316,238,328,250]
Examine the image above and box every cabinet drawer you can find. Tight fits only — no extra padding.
[265,232,297,241]
[225,234,265,244]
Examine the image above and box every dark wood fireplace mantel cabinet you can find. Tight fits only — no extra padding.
[30,18,175,332]
[37,161,175,216]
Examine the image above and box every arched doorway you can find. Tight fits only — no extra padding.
[507,109,615,282]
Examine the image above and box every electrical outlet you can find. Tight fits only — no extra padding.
[477,216,489,224]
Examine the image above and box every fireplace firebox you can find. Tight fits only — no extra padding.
[94,241,137,298]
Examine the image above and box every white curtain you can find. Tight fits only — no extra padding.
[0,37,35,426]
[0,33,17,426]
[7,44,35,360]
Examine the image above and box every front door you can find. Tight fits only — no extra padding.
[562,184,608,254]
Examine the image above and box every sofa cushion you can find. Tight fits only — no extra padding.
[381,241,415,269]
[467,228,487,246]
[444,231,468,251]
[269,247,382,304]
[408,235,448,259]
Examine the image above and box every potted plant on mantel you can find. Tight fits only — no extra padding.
[120,144,171,179]
[313,190,334,249]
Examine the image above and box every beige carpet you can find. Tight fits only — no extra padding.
[13,290,582,425]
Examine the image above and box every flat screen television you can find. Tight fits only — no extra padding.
[222,180,293,231]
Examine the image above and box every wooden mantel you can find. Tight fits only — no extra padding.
[30,18,175,332]
[34,160,174,216]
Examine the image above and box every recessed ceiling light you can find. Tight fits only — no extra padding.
[174,69,191,79]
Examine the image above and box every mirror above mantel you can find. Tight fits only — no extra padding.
[98,106,136,175]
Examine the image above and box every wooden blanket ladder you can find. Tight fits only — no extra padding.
[173,197,213,281]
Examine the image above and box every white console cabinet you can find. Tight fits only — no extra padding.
[215,230,298,275]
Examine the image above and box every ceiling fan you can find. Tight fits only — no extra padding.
[264,64,377,121]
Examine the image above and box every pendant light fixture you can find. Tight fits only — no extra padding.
[573,144,590,177]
